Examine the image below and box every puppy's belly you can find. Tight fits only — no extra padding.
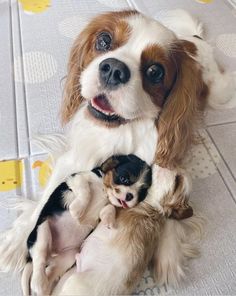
[48,212,93,254]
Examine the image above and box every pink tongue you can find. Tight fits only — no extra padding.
[93,95,114,113]
[120,200,128,209]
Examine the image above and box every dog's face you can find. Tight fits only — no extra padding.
[101,154,152,208]
[62,10,207,167]
[79,12,178,126]
[62,11,180,125]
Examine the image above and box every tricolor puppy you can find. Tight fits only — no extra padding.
[55,166,191,296]
[102,154,152,210]
[21,154,152,295]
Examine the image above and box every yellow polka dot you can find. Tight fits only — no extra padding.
[0,160,23,192]
[18,0,51,14]
[196,0,214,3]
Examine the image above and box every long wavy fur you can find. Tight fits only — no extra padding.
[152,213,204,286]
[0,199,36,272]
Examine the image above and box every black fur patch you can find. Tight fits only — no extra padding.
[193,35,202,40]
[113,154,148,186]
[91,167,103,178]
[173,175,182,193]
[138,166,152,202]
[27,182,69,250]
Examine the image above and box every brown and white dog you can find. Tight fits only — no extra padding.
[0,9,235,289]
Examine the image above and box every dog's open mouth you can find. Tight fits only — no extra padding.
[118,199,128,209]
[88,94,126,124]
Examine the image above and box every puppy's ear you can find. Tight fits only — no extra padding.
[100,156,120,173]
[100,155,131,173]
[161,174,193,220]
[155,40,208,169]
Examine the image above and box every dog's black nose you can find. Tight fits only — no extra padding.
[126,193,134,202]
[99,58,130,89]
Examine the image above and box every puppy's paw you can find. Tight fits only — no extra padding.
[69,201,86,222]
[100,204,116,229]
[31,271,50,296]
[100,213,116,229]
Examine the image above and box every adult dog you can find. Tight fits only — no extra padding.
[0,9,235,290]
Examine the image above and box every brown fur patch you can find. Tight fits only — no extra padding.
[155,40,208,169]
[100,156,120,173]
[115,188,120,194]
[61,10,138,124]
[140,44,177,107]
[182,40,198,56]
[160,174,193,220]
[103,170,114,189]
[113,203,165,290]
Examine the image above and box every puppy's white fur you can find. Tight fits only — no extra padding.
[23,171,108,295]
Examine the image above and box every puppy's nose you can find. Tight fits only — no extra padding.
[126,193,134,202]
[99,58,130,89]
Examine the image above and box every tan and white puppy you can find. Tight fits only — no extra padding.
[21,154,152,295]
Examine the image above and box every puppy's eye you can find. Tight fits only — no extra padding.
[119,176,130,185]
[96,32,112,52]
[145,64,165,83]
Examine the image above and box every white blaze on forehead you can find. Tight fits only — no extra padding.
[126,14,177,58]
[80,13,177,121]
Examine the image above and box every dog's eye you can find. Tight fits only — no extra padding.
[96,32,112,52]
[145,64,165,83]
[119,175,130,185]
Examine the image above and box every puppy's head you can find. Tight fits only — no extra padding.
[62,10,207,167]
[100,154,152,208]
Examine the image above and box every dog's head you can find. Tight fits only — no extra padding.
[99,154,152,208]
[62,11,207,168]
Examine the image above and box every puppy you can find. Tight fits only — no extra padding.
[21,154,152,295]
[55,165,191,296]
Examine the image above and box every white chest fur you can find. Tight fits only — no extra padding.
[36,106,157,214]
[67,106,158,171]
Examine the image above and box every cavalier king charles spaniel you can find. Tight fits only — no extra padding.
[0,9,235,292]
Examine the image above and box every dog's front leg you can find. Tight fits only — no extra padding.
[67,174,91,222]
[150,165,200,286]
[30,220,52,296]
[99,204,116,228]
[46,249,77,294]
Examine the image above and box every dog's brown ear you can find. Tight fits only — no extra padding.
[155,40,208,169]
[100,156,120,173]
[61,33,87,124]
[169,204,193,220]
[100,155,133,173]
[61,22,98,124]
[161,174,193,220]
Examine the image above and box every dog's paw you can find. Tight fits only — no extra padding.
[69,202,86,222]
[31,271,50,296]
[100,213,116,229]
